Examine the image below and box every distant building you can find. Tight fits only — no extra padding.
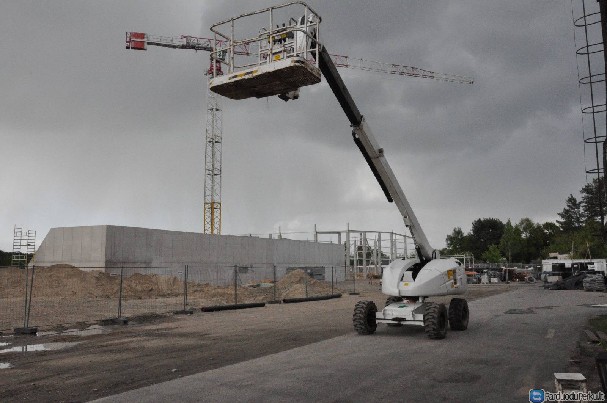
[541,258,606,278]
[547,252,571,260]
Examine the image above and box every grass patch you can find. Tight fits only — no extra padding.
[589,315,607,334]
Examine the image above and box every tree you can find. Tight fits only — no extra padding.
[445,227,468,255]
[481,244,502,263]
[524,222,550,262]
[0,250,10,266]
[499,219,522,263]
[468,218,505,259]
[557,194,584,232]
[542,222,560,240]
[581,178,606,226]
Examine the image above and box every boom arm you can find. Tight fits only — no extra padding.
[317,46,437,262]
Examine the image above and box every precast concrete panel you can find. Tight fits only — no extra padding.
[135,228,146,261]
[51,228,62,262]
[200,234,211,262]
[34,225,344,279]
[275,239,289,264]
[81,227,92,262]
[207,236,219,264]
[33,226,107,270]
[232,236,246,264]
[161,232,173,261]
[220,236,233,264]
[193,235,205,262]
[172,233,184,262]
[188,233,200,261]
[249,238,263,266]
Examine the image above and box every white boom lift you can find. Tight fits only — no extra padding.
[208,2,471,339]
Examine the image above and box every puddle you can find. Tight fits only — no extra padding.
[505,308,536,314]
[35,331,58,337]
[63,325,107,337]
[0,363,12,369]
[0,342,80,354]
[37,325,108,338]
[531,306,559,310]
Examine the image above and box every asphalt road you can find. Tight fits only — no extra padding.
[93,286,607,403]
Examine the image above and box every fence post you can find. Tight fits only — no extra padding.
[22,264,29,328]
[273,264,277,302]
[118,266,124,318]
[25,265,36,329]
[331,266,334,295]
[305,270,308,298]
[349,265,359,295]
[183,264,188,311]
[234,265,238,304]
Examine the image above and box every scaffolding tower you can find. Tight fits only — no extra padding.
[572,0,607,238]
[11,226,36,267]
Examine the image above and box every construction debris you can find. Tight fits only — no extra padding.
[583,274,606,292]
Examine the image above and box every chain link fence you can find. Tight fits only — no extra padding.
[0,264,343,332]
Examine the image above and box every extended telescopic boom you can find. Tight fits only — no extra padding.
[316,45,437,262]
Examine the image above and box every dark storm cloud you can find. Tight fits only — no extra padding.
[0,0,591,250]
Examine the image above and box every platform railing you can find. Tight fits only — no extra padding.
[209,1,321,76]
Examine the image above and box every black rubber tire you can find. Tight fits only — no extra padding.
[385,297,404,327]
[448,298,469,331]
[353,301,377,335]
[424,302,447,339]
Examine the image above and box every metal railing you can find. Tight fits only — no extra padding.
[209,1,321,75]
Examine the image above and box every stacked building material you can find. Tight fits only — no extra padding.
[583,274,606,292]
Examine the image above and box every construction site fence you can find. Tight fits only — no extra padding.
[0,264,350,333]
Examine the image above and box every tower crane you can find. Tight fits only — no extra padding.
[207,2,473,339]
[126,33,249,235]
[125,28,471,236]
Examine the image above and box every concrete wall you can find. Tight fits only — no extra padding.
[33,226,345,283]
[32,226,107,270]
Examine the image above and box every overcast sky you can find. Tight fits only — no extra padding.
[0,0,594,251]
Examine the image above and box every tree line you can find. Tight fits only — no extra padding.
[442,178,607,263]
[0,250,13,266]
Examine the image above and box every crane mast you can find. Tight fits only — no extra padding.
[126,32,234,235]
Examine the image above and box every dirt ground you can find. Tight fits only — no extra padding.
[0,267,338,331]
[0,282,514,402]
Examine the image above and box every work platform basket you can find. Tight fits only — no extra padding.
[209,2,322,100]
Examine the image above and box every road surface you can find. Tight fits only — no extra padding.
[94,286,607,403]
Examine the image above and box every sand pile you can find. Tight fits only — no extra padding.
[275,269,333,299]
[0,266,334,302]
[0,266,185,299]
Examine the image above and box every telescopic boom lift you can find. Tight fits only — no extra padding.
[207,2,471,339]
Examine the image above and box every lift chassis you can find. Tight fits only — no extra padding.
[207,2,470,340]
